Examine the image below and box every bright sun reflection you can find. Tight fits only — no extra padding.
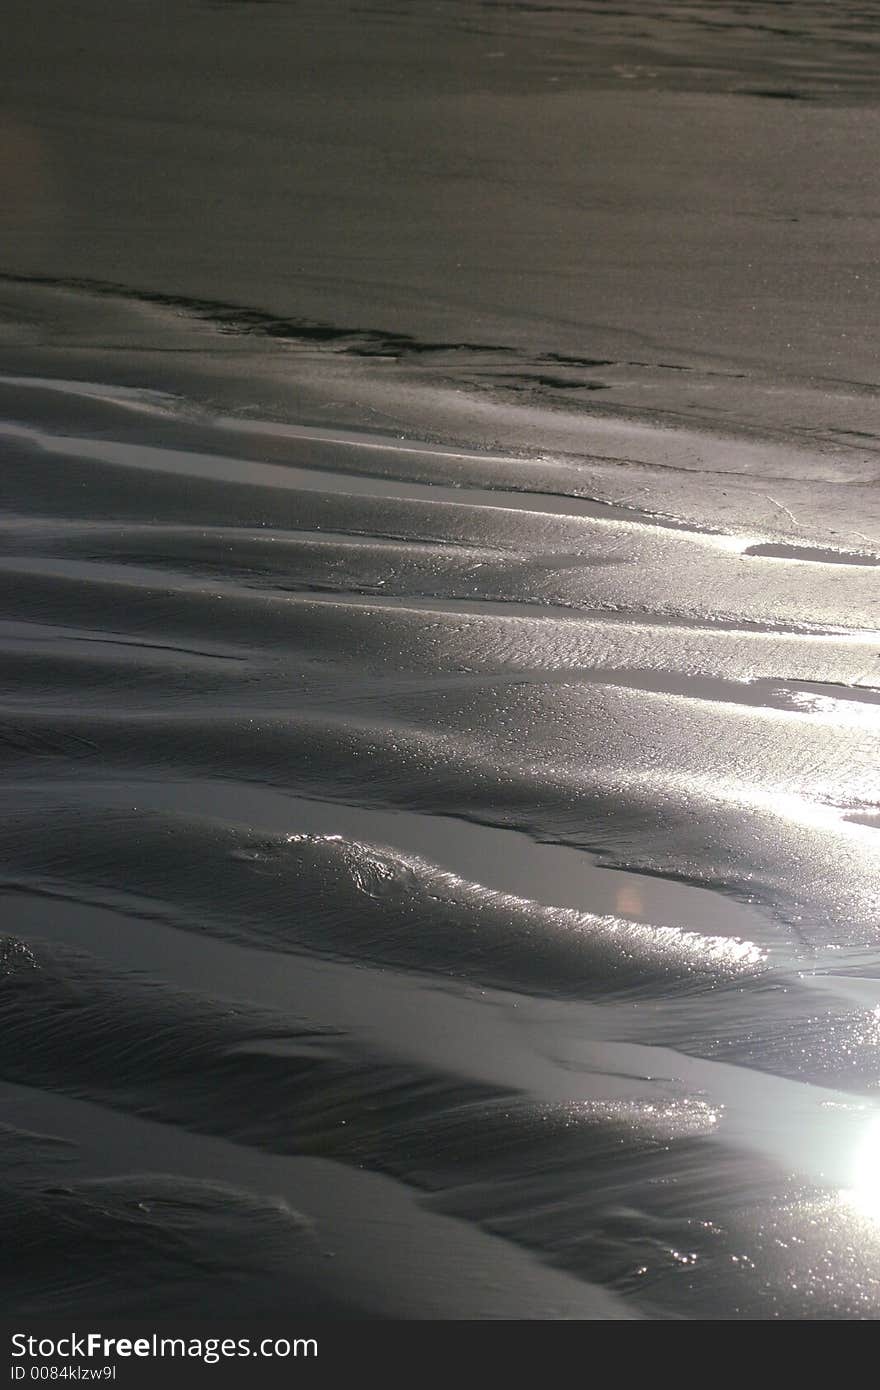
[842,1117,880,1222]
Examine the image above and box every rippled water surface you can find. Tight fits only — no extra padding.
[2,1,880,1320]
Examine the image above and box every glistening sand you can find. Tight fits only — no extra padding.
[1,1,879,1320]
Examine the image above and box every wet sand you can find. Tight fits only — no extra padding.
[1,2,879,1320]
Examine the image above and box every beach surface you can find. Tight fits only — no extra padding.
[1,1,879,1320]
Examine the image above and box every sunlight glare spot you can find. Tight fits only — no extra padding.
[841,1115,880,1223]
